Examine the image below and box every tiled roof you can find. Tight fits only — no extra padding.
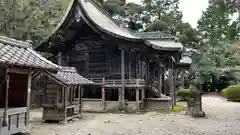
[134,32,175,40]
[146,40,183,51]
[0,36,59,70]
[49,66,93,85]
[135,32,183,51]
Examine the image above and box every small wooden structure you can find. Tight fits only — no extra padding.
[0,36,59,135]
[33,66,93,123]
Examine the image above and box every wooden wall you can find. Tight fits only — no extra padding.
[0,67,5,107]
[8,73,28,107]
[65,39,148,80]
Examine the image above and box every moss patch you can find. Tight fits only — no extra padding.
[171,104,185,113]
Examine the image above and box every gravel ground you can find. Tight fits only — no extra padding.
[29,95,240,135]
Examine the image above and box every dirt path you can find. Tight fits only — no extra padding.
[29,96,240,135]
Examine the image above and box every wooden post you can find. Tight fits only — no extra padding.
[141,88,145,108]
[78,86,81,114]
[101,87,105,110]
[26,70,32,126]
[63,87,68,123]
[121,49,125,109]
[118,88,121,102]
[169,58,176,108]
[80,87,84,115]
[157,68,162,97]
[2,69,9,127]
[128,52,131,79]
[84,49,89,77]
[136,89,140,112]
[173,67,176,106]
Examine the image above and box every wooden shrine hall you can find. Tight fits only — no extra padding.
[0,36,59,135]
[35,0,183,112]
[32,66,93,123]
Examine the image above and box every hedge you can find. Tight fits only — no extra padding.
[222,84,240,102]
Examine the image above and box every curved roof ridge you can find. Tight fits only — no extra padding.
[79,0,141,41]
[86,0,121,27]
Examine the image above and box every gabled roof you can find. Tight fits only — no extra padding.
[47,66,93,85]
[0,36,59,70]
[36,0,183,52]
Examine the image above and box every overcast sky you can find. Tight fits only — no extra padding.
[126,0,209,28]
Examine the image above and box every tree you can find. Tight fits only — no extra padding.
[0,0,70,46]
[194,0,240,91]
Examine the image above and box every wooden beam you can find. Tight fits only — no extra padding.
[8,68,29,74]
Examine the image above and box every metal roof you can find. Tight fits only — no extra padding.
[0,36,59,70]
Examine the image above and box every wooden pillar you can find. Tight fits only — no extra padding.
[169,58,176,107]
[146,59,149,82]
[120,49,125,107]
[26,70,32,126]
[80,87,84,115]
[84,49,89,77]
[136,89,140,112]
[128,52,131,79]
[78,86,81,114]
[173,67,176,106]
[2,69,9,127]
[64,87,68,123]
[118,88,121,102]
[157,68,163,97]
[101,87,106,110]
[141,88,145,108]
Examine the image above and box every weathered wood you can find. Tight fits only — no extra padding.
[8,68,29,74]
[136,89,140,112]
[2,69,9,127]
[101,87,105,110]
[26,71,32,126]
[141,88,145,108]
[120,48,125,108]
[157,68,163,97]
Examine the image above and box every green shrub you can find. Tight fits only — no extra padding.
[177,88,192,101]
[222,84,240,102]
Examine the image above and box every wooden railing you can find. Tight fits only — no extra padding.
[0,107,28,135]
[88,78,146,87]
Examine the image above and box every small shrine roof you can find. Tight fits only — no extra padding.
[48,66,93,85]
[0,36,59,70]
